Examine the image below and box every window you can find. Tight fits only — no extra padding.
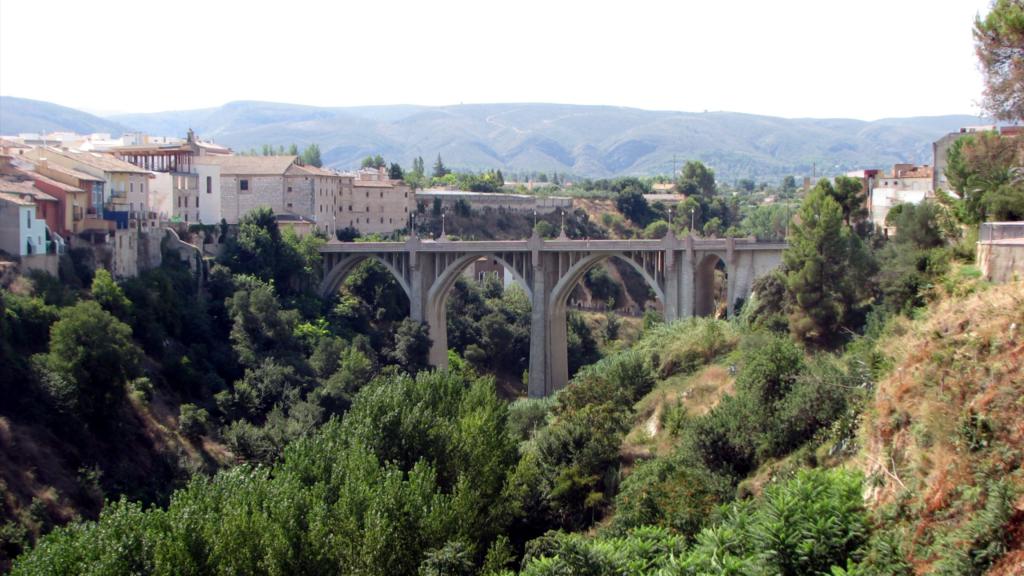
[287,203,293,209]
[380,217,383,224]
[195,196,199,208]
[288,186,292,192]
[26,210,30,228]
[184,213,188,222]
[130,182,134,193]
[240,179,249,191]
[380,191,383,198]
[206,176,212,194]
[348,205,352,211]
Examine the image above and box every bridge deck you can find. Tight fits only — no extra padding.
[320,237,788,253]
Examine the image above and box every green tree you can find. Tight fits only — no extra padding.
[301,143,323,168]
[782,175,797,193]
[90,269,132,322]
[677,160,716,198]
[830,176,869,228]
[388,162,404,180]
[35,301,141,423]
[942,131,1024,223]
[644,220,670,239]
[288,143,299,155]
[615,187,652,226]
[432,154,449,178]
[784,185,873,346]
[221,207,311,294]
[390,318,431,374]
[226,277,303,369]
[975,0,1024,122]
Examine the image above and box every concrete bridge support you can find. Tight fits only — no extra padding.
[319,232,786,397]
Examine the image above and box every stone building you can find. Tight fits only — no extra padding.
[336,167,415,236]
[195,155,314,224]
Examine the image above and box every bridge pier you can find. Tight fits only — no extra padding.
[528,255,551,397]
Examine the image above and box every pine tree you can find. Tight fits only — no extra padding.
[432,154,449,178]
[974,0,1024,122]
[784,186,871,346]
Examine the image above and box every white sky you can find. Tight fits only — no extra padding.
[0,0,992,120]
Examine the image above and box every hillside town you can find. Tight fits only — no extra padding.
[0,130,416,280]
[1,124,1020,282]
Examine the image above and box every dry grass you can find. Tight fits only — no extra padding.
[0,383,233,559]
[623,364,735,460]
[857,278,1024,569]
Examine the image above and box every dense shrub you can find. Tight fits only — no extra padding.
[610,453,732,539]
[633,318,738,379]
[178,404,209,440]
[13,369,517,576]
[520,469,869,575]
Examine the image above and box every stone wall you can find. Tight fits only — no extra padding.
[418,190,572,214]
[339,182,414,235]
[111,228,139,278]
[17,253,59,277]
[978,241,1024,283]
[284,174,315,218]
[220,175,286,224]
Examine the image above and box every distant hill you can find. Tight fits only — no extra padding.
[0,96,129,136]
[3,97,984,181]
[111,101,983,182]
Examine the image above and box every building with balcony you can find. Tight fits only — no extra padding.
[22,147,153,226]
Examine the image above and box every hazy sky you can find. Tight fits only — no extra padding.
[0,0,993,120]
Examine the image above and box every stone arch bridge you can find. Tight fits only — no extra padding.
[319,232,785,397]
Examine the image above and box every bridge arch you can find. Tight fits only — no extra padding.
[693,252,729,317]
[546,252,667,391]
[425,252,533,366]
[549,252,665,312]
[319,253,412,301]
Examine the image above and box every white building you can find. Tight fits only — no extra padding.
[0,191,49,256]
[196,162,223,224]
[870,164,933,232]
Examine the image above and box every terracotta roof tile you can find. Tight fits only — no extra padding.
[0,179,57,201]
[58,149,152,174]
[195,155,298,176]
[0,191,36,206]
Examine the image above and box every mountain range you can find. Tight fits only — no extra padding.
[1,96,983,182]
